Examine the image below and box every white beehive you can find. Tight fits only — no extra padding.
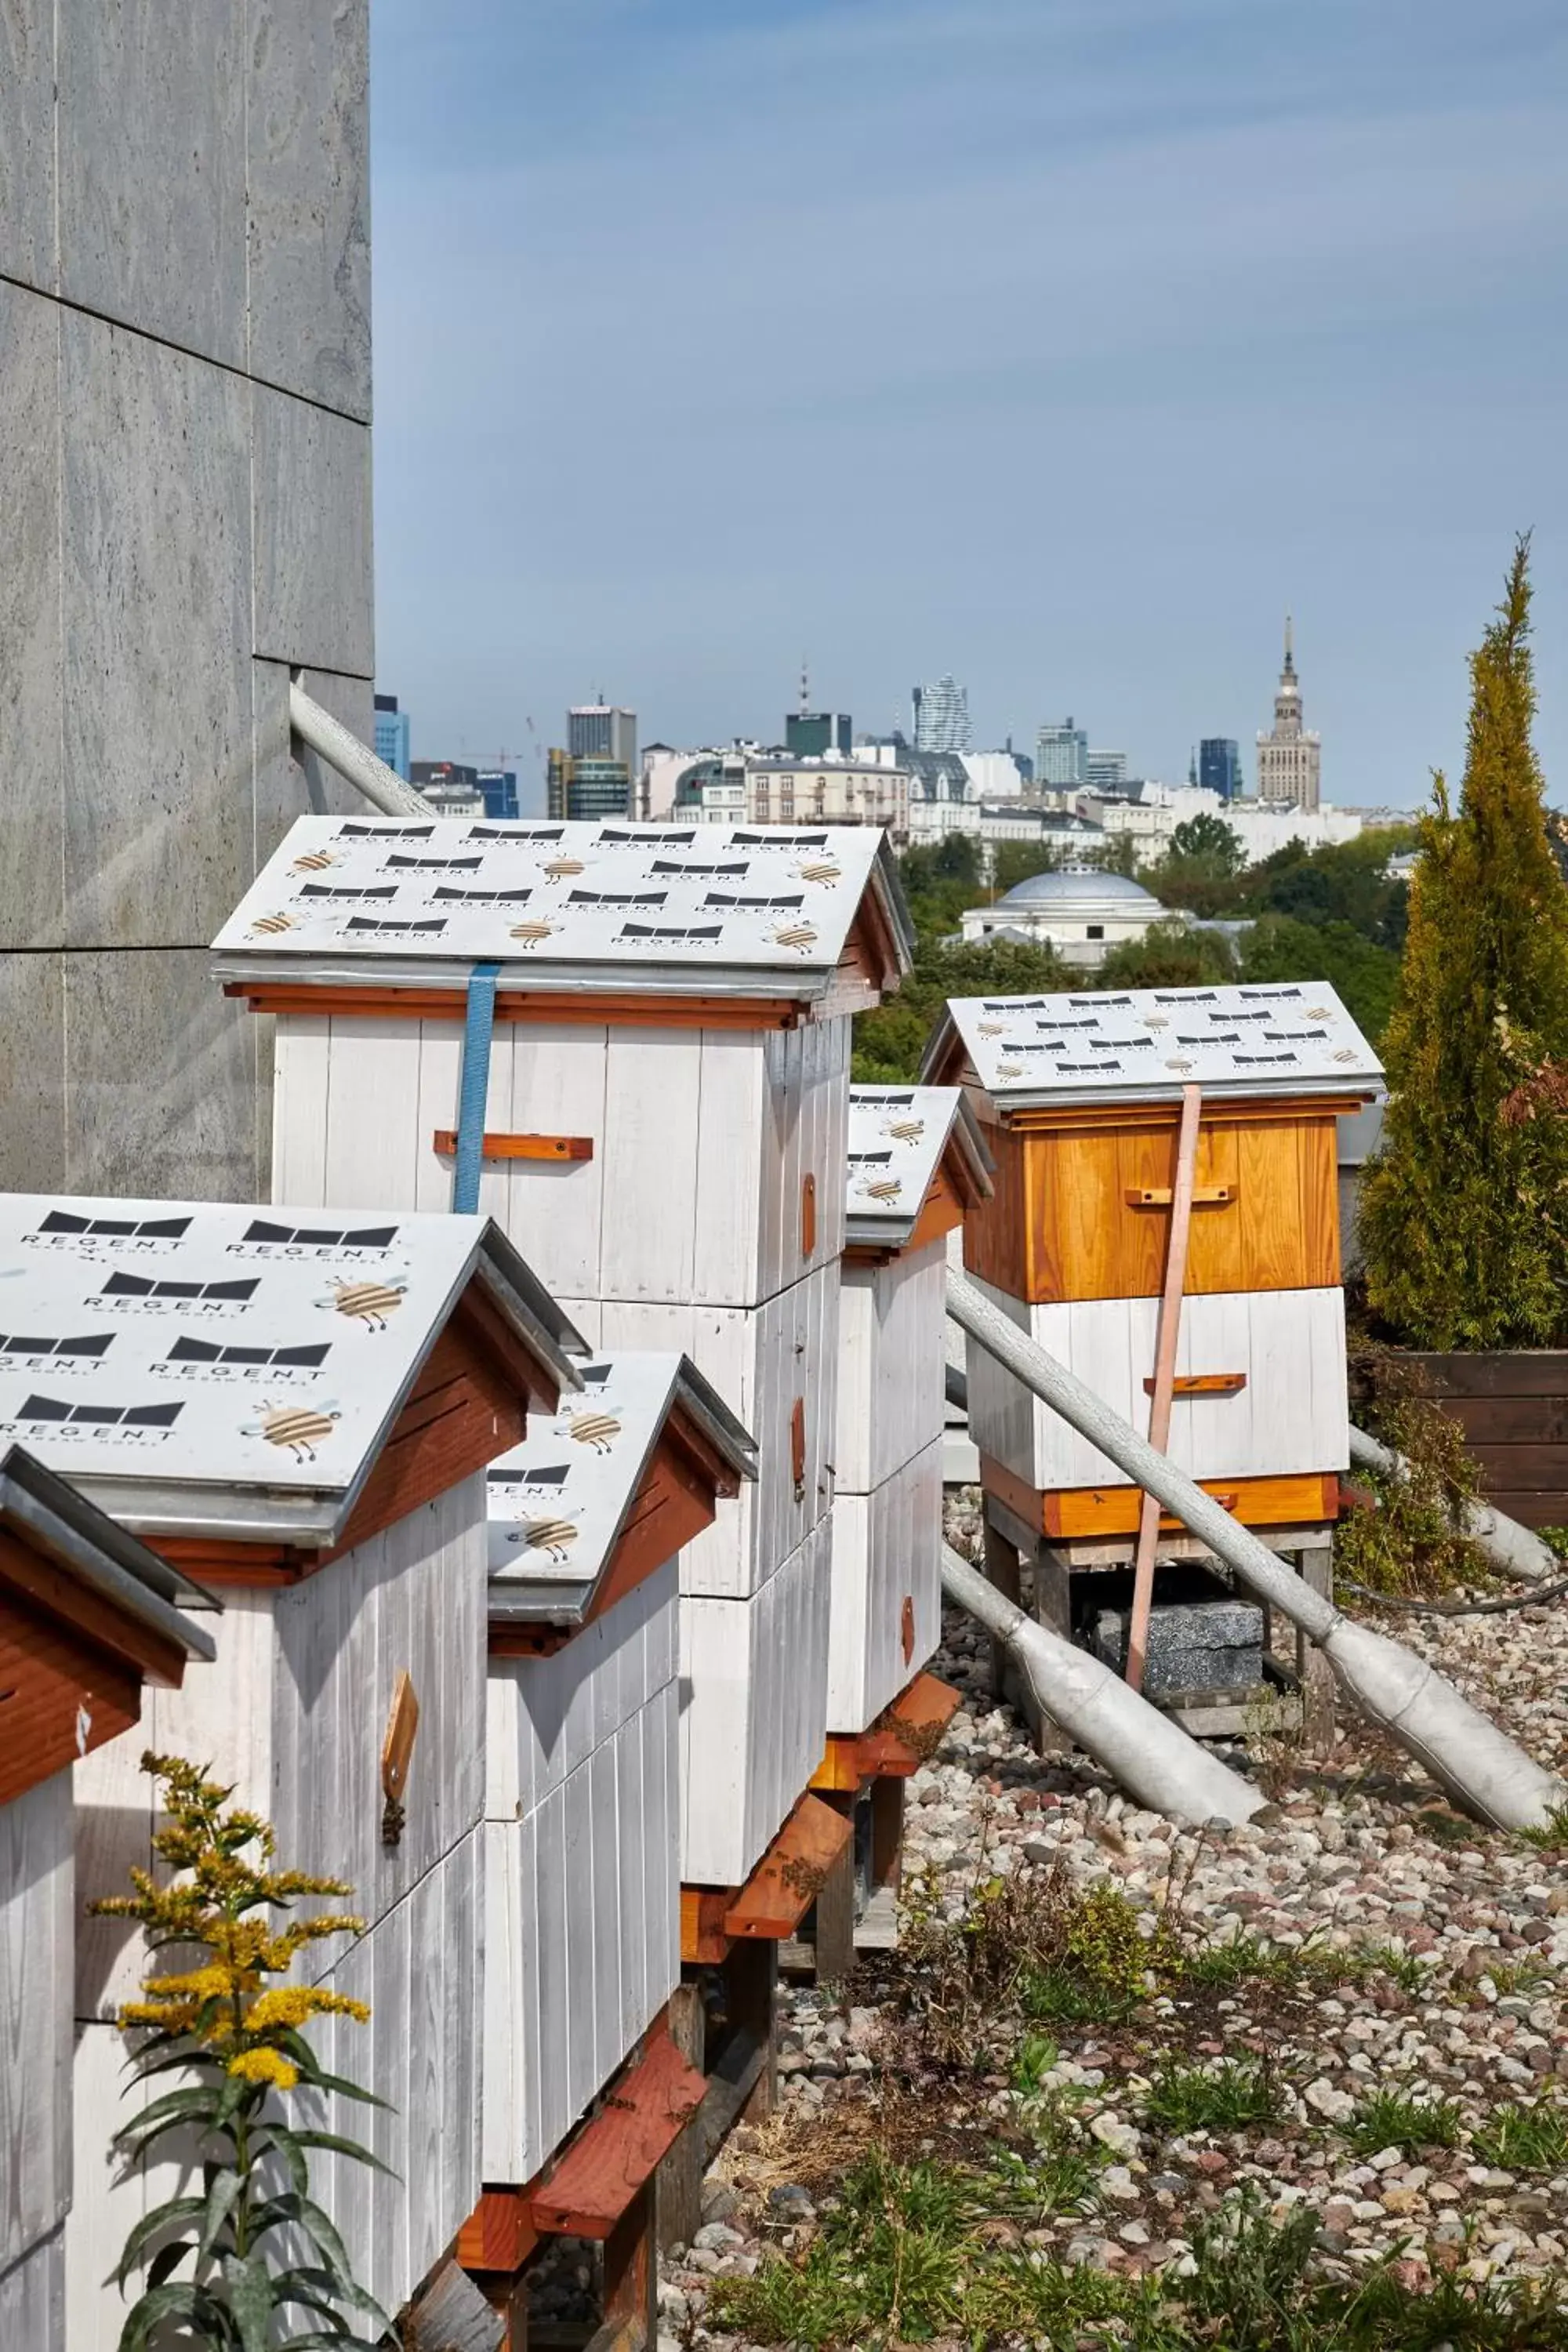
[829,1087,992,1731]
[0,1450,212,2352]
[213,816,913,1886]
[0,1195,579,2339]
[482,1351,755,2184]
[925,985,1382,1542]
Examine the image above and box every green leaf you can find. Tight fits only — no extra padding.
[288,2127,397,2178]
[260,2122,309,2195]
[119,2278,226,2352]
[198,2167,245,2261]
[112,2194,205,2288]
[117,2082,220,2136]
[144,2240,193,2292]
[221,2251,275,2352]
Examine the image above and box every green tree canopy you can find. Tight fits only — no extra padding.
[1096,923,1237,992]
[1167,812,1246,874]
[1359,539,1568,1348]
[852,936,1070,1083]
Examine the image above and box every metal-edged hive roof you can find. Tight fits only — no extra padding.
[212,816,913,1004]
[927,982,1382,1109]
[845,1086,993,1249]
[486,1352,757,1625]
[0,1196,584,1544]
[0,1442,219,1655]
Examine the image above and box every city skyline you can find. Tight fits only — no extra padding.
[368,1,1567,805]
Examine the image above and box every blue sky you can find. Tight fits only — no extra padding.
[369,0,1567,809]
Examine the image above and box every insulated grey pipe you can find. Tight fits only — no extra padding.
[948,1268,1568,1831]
[1348,1424,1557,1585]
[942,1544,1264,1828]
[288,681,433,820]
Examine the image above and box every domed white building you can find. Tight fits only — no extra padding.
[958,866,1181,970]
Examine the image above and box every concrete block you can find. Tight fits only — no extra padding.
[252,389,373,677]
[56,0,247,369]
[0,953,66,1191]
[64,949,259,1202]
[246,0,372,419]
[0,0,55,292]
[59,312,253,949]
[1092,1593,1265,1699]
[0,280,64,950]
[252,660,373,866]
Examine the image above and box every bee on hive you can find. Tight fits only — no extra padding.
[321,1278,407,1330]
[245,1400,341,1461]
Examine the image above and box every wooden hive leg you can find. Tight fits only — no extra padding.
[593,2179,656,2352]
[655,1980,708,2254]
[729,1936,779,2126]
[810,1820,857,1986]
[475,2269,530,2351]
[1296,1539,1336,1753]
[869,1774,904,1896]
[980,1509,1022,1703]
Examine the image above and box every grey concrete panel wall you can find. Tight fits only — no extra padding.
[64,951,260,1201]
[0,956,66,1194]
[60,313,255,950]
[0,4,374,1204]
[253,388,375,676]
[0,281,62,951]
[247,0,372,418]
[56,0,249,371]
[0,1,55,292]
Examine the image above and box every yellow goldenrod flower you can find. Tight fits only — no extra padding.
[227,2047,299,2090]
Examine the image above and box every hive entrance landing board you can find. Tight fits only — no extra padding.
[0,1197,498,1525]
[213,816,893,989]
[939,982,1381,1107]
[486,1350,756,1620]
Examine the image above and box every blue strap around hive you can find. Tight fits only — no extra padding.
[452,961,502,1214]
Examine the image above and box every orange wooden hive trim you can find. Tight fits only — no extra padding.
[457,2186,540,2276]
[809,1735,865,1795]
[526,2031,706,2241]
[680,1887,735,1964]
[227,981,803,1032]
[722,1792,853,1941]
[431,1128,593,1163]
[1139,1373,1247,1397]
[854,1671,962,1778]
[979,1453,1338,1541]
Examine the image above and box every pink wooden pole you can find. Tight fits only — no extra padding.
[1126,1083,1203,1693]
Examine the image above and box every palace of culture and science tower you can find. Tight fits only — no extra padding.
[1256,618,1322,810]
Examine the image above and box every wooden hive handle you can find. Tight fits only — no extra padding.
[1125,1183,1235,1208]
[432,1129,593,1162]
[1141,1372,1248,1397]
[800,1172,817,1259]
[790,1399,807,1498]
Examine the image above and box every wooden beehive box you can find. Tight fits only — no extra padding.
[829,1087,991,1733]
[214,815,913,1886]
[926,984,1382,1538]
[0,1195,579,2336]
[0,1449,212,2352]
[483,1350,755,2186]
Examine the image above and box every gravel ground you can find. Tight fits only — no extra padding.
[658,1491,1568,2347]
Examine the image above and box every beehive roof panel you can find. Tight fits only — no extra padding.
[845,1086,967,1243]
[213,816,895,986]
[486,1351,757,1617]
[940,982,1382,1105]
[0,1196,539,1528]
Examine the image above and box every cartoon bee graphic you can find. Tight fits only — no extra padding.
[977,1019,1003,1036]
[996,1061,1024,1080]
[250,911,296,936]
[1165,1058,1196,1073]
[1308,1006,1334,1020]
[773,922,818,952]
[543,857,585,880]
[320,1278,407,1330]
[796,858,841,885]
[292,849,337,873]
[1332,1047,1359,1064]
[885,1118,924,1143]
[245,1400,342,1461]
[513,1517,577,1562]
[1142,1015,1169,1030]
[564,1410,621,1453]
[509,919,557,947]
[865,1178,903,1202]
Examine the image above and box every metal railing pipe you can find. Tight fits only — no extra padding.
[289,681,432,820]
[1348,1424,1557,1585]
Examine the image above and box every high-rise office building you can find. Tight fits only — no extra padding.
[548,750,632,822]
[1086,748,1128,790]
[1256,621,1321,810]
[1199,739,1243,801]
[1036,717,1089,788]
[476,770,520,821]
[409,760,483,816]
[568,702,637,775]
[786,710,853,758]
[912,677,972,754]
[374,693,411,780]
